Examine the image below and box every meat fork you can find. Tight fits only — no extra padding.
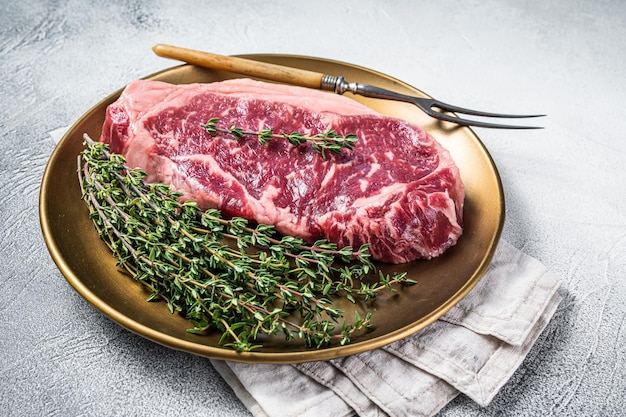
[153,44,544,129]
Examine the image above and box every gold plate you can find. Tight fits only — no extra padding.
[39,55,504,364]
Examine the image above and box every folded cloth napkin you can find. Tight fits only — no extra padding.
[47,128,560,416]
[210,240,562,417]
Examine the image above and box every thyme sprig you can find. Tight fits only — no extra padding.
[78,135,412,351]
[201,117,358,158]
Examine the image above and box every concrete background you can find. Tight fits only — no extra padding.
[1,1,625,415]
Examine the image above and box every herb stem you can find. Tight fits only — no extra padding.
[78,134,413,351]
[201,117,358,158]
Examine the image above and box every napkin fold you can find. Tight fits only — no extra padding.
[211,240,562,417]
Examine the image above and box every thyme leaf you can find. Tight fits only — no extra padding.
[78,134,413,351]
[201,117,358,158]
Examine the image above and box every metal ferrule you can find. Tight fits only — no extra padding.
[320,74,358,95]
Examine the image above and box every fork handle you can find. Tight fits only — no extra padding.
[153,44,416,102]
[152,44,324,89]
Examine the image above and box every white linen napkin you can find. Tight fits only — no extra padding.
[210,240,562,417]
[48,128,561,416]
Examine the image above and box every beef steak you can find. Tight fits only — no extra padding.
[100,78,464,263]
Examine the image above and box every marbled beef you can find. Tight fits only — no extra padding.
[100,78,464,263]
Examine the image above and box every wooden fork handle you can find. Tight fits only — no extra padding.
[152,44,324,89]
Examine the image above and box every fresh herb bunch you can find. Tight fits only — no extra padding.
[78,134,412,351]
[201,117,358,158]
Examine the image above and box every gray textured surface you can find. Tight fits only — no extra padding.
[1,0,625,416]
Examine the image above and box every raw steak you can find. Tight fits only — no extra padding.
[100,78,464,263]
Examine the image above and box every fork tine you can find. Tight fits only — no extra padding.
[428,98,545,119]
[430,111,544,129]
